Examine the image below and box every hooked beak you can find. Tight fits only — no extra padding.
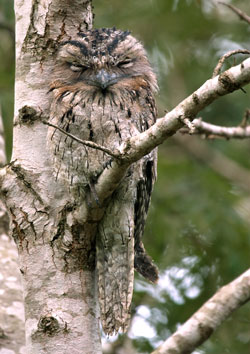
[92,69,119,90]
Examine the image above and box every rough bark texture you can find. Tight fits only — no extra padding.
[1,1,103,353]
[0,109,25,354]
[0,233,25,354]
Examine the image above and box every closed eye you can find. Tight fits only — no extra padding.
[69,63,88,72]
[117,58,133,68]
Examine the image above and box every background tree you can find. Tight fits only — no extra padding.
[0,0,250,353]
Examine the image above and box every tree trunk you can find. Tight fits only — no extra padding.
[1,1,102,353]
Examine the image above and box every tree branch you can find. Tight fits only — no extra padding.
[44,121,120,158]
[44,58,250,205]
[152,268,250,354]
[191,116,250,139]
[218,2,250,25]
[95,58,250,203]
[115,58,250,162]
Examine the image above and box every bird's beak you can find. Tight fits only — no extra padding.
[94,69,118,89]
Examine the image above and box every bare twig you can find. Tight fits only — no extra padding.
[192,117,250,139]
[239,109,250,128]
[152,268,250,354]
[43,121,120,159]
[219,1,250,25]
[179,117,196,134]
[213,49,250,78]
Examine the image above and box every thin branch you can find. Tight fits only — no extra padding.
[218,1,250,25]
[213,49,250,78]
[240,109,250,127]
[152,268,250,354]
[43,121,120,159]
[179,116,196,134]
[192,117,250,139]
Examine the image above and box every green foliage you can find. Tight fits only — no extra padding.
[1,0,250,352]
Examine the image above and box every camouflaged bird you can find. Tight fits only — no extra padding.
[47,27,159,335]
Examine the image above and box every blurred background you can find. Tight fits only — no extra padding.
[1,0,250,353]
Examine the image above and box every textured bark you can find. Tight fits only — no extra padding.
[0,109,25,354]
[1,1,102,353]
[0,233,25,354]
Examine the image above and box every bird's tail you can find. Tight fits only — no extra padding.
[96,193,135,335]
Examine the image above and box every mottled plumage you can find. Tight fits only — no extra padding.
[47,27,159,335]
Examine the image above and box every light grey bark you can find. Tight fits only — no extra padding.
[0,108,25,354]
[1,1,102,353]
[191,117,250,139]
[0,233,25,354]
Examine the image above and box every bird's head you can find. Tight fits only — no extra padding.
[50,27,158,100]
